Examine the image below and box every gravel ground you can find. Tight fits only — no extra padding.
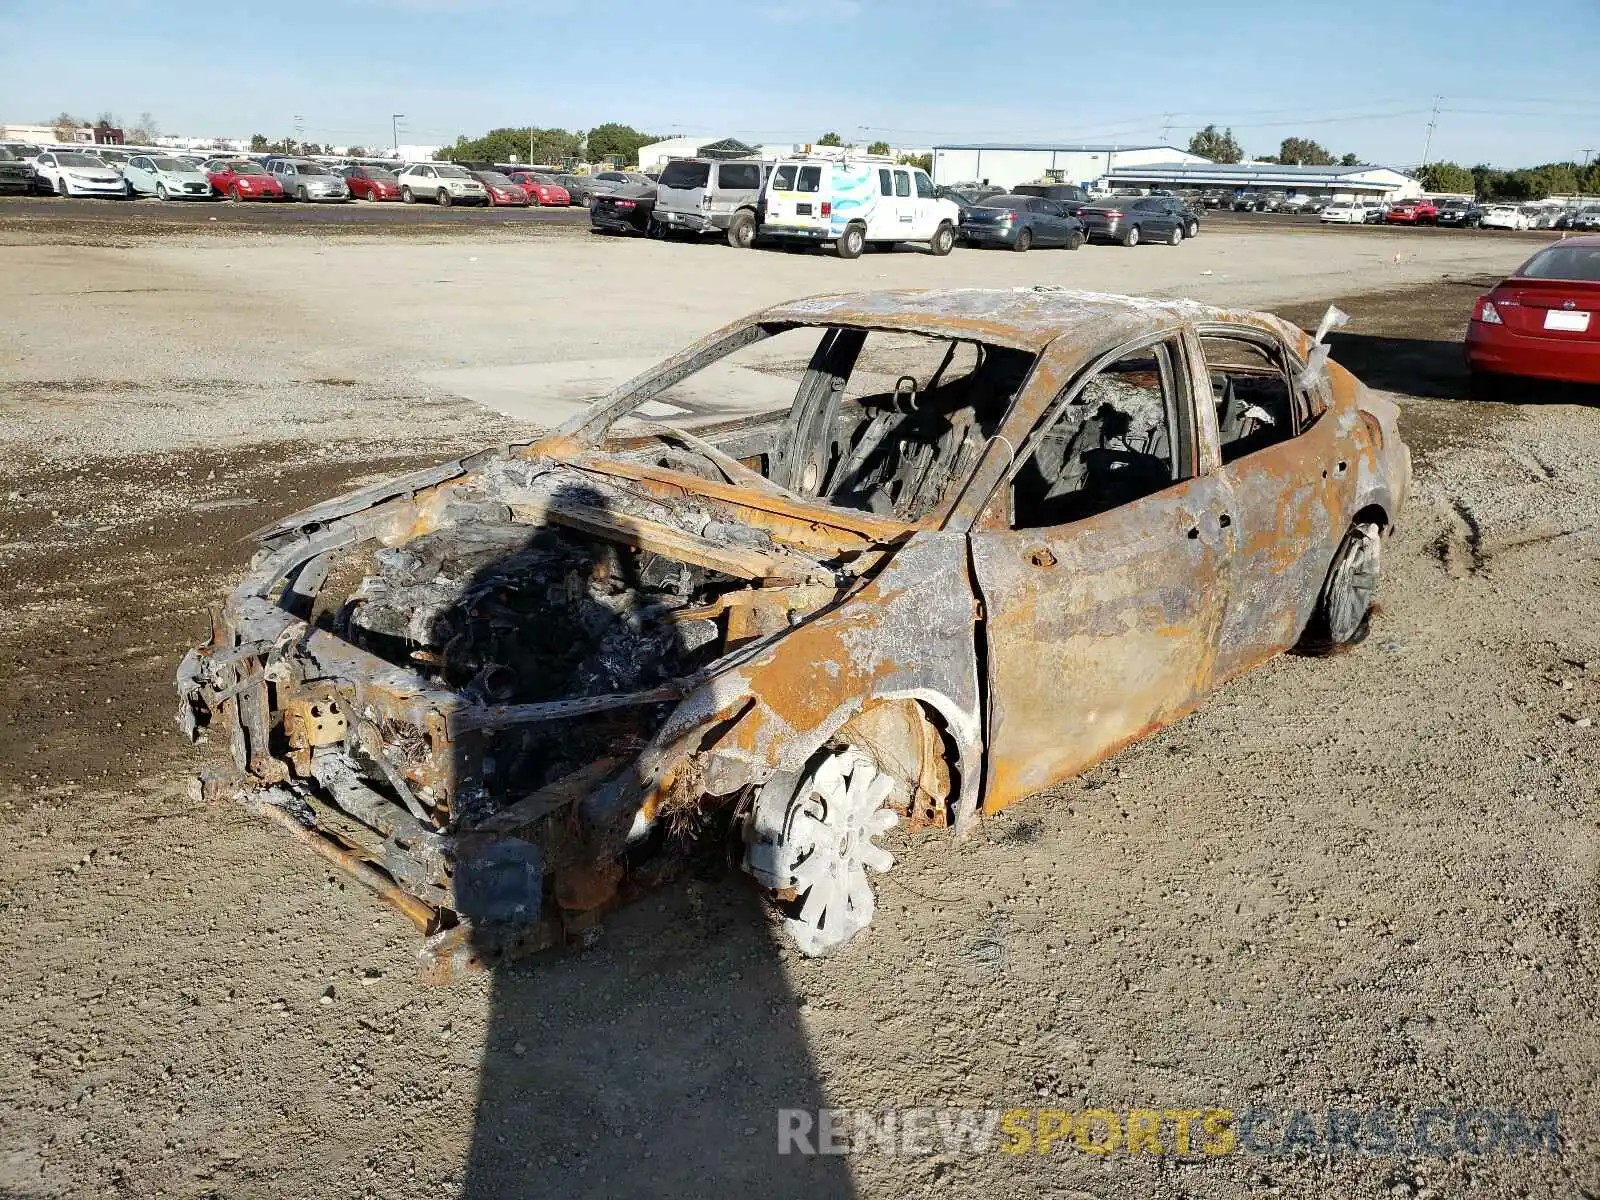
[2,220,1596,1200]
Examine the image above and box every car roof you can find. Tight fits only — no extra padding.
[758,288,1280,354]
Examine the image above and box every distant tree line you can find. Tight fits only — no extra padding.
[1419,160,1600,200]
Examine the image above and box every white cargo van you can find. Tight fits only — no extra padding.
[758,159,959,258]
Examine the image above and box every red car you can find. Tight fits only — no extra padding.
[1385,198,1438,225]
[1466,236,1600,390]
[339,165,402,202]
[507,171,571,207]
[205,159,285,201]
[470,171,530,207]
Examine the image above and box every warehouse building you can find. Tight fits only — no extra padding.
[1103,160,1423,202]
[931,143,1209,189]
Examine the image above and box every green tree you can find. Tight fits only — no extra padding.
[1277,137,1334,166]
[898,153,933,173]
[446,126,580,166]
[867,140,890,156]
[1187,124,1243,164]
[585,122,652,165]
[345,145,368,158]
[1418,161,1474,194]
[816,131,843,147]
[1340,152,1361,166]
[249,134,270,152]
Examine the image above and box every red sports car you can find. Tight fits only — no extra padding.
[339,165,402,202]
[507,171,571,207]
[1466,236,1600,390]
[1385,198,1438,225]
[205,159,285,201]
[470,171,530,207]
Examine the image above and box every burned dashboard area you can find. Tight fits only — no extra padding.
[176,444,883,974]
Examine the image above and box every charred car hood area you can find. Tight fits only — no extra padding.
[178,434,917,975]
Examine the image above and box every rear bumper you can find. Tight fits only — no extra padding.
[761,223,832,241]
[591,209,648,232]
[1466,320,1600,384]
[961,225,1019,245]
[655,210,727,233]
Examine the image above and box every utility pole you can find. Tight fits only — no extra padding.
[1160,113,1173,145]
[1418,95,1442,173]
[391,114,404,159]
[1580,149,1596,200]
[292,114,304,155]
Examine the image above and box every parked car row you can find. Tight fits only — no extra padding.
[0,142,652,208]
[588,157,1203,257]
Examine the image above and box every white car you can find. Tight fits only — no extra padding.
[396,163,488,206]
[31,150,125,198]
[122,154,215,201]
[759,160,961,258]
[1320,202,1367,224]
[1480,205,1530,231]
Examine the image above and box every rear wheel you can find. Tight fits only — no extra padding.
[1306,522,1382,647]
[1121,223,1140,247]
[836,224,865,259]
[401,186,415,204]
[1165,224,1183,245]
[1011,227,1033,253]
[929,221,955,256]
[726,209,757,249]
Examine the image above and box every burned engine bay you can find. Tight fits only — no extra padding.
[176,430,929,975]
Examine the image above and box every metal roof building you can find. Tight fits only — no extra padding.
[1103,160,1423,200]
[931,143,1208,189]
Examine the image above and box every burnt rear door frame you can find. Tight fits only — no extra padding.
[1199,322,1347,684]
[965,324,1237,814]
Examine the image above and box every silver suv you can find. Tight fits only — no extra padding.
[396,163,489,207]
[653,158,772,247]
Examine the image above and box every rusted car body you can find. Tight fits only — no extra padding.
[177,288,1410,975]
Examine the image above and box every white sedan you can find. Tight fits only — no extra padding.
[1320,202,1368,224]
[32,150,125,198]
[1480,205,1530,231]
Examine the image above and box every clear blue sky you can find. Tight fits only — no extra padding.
[1,0,1594,167]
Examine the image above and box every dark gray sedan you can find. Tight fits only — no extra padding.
[959,194,1085,252]
[1078,195,1200,247]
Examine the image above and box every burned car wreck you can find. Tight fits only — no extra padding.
[178,288,1410,975]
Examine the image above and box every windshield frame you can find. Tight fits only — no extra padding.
[566,316,1046,530]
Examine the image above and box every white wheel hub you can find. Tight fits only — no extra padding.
[747,749,899,956]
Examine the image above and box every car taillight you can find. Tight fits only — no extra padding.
[616,200,635,209]
[1478,299,1502,325]
[820,201,832,216]
[1103,209,1123,218]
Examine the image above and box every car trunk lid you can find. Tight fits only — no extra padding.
[1493,277,1600,340]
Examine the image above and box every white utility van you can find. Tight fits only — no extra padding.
[758,159,960,258]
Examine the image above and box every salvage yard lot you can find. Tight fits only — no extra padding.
[2,216,1597,1200]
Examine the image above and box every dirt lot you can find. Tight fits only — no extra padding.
[2,217,1597,1200]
